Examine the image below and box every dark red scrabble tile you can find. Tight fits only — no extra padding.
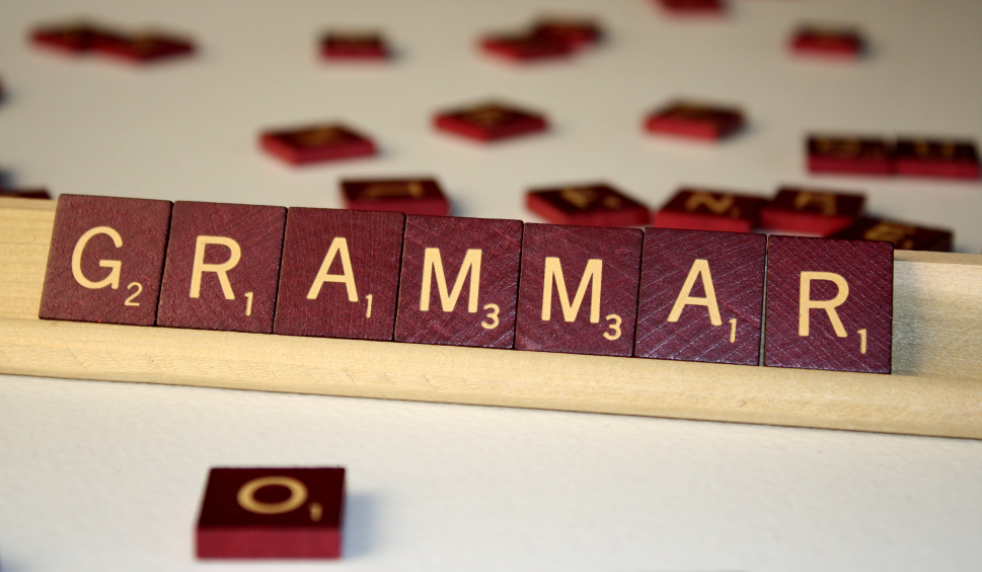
[260,124,377,165]
[652,188,765,233]
[644,101,744,141]
[656,0,726,16]
[790,25,864,59]
[515,224,643,356]
[30,21,106,54]
[433,102,548,143]
[807,135,894,176]
[38,194,171,326]
[830,217,953,252]
[894,138,980,180]
[340,178,450,216]
[273,208,404,340]
[156,201,286,334]
[394,216,522,349]
[0,188,51,199]
[636,229,766,365]
[480,31,574,62]
[526,183,649,227]
[760,187,865,236]
[92,30,195,63]
[764,236,893,373]
[196,467,344,560]
[530,17,602,49]
[320,31,390,61]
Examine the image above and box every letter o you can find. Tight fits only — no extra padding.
[236,476,308,515]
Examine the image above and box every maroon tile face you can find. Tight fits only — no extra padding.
[340,178,450,216]
[30,22,105,54]
[433,102,548,143]
[807,135,894,175]
[39,195,172,326]
[760,187,865,236]
[394,216,523,349]
[274,208,405,340]
[196,467,345,560]
[764,236,893,373]
[636,229,766,365]
[480,32,573,62]
[526,183,649,227]
[260,124,377,166]
[515,223,643,356]
[790,25,864,58]
[894,138,980,180]
[156,201,286,334]
[0,188,51,199]
[657,0,725,15]
[831,217,953,252]
[652,188,765,233]
[531,17,602,48]
[93,31,195,63]
[644,101,744,141]
[321,31,390,60]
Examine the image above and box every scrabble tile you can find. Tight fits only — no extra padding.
[93,30,195,63]
[652,188,765,233]
[807,135,893,176]
[760,187,865,236]
[273,208,405,340]
[340,178,450,216]
[894,138,980,180]
[480,31,573,62]
[831,217,953,252]
[394,216,523,349]
[515,224,643,356]
[644,101,744,141]
[790,25,865,59]
[0,188,51,199]
[656,0,725,16]
[526,183,649,227]
[764,236,893,373]
[636,229,766,365]
[531,17,602,49]
[39,194,172,326]
[196,467,345,559]
[156,201,286,333]
[320,31,390,60]
[260,124,377,165]
[433,102,548,143]
[30,21,105,54]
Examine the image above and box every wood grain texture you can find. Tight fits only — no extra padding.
[760,187,865,236]
[652,188,765,233]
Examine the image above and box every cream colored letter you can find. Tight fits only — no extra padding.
[685,192,734,215]
[542,257,602,323]
[190,236,241,299]
[307,237,359,302]
[799,272,849,337]
[667,259,722,326]
[420,248,481,313]
[71,226,123,290]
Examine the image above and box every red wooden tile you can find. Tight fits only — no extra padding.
[515,224,643,356]
[636,229,766,365]
[894,138,980,180]
[790,25,864,59]
[530,17,602,49]
[652,187,765,233]
[93,30,195,63]
[260,124,376,165]
[30,21,106,54]
[433,102,548,143]
[394,216,523,349]
[480,31,574,62]
[0,188,51,199]
[156,201,286,334]
[644,101,744,141]
[39,194,172,326]
[807,135,894,176]
[274,208,405,340]
[340,178,450,216]
[320,31,390,61]
[830,217,953,252]
[197,467,344,560]
[656,0,725,16]
[526,183,649,227]
[760,187,865,236]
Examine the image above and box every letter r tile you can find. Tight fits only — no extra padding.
[764,236,893,373]
[156,202,286,333]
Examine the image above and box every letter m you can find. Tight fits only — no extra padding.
[420,248,482,313]
[541,257,602,323]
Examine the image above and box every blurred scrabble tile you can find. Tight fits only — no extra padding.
[790,25,865,59]
[530,16,602,49]
[764,236,893,373]
[636,229,766,365]
[760,187,865,236]
[39,194,172,326]
[260,124,377,165]
[394,216,523,349]
[831,217,953,252]
[30,21,105,54]
[320,31,390,60]
[526,183,649,226]
[644,101,744,141]
[340,178,450,215]
[480,31,573,62]
[0,188,51,199]
[434,102,548,143]
[656,0,725,16]
[894,138,980,180]
[807,135,893,176]
[197,467,345,559]
[652,188,765,233]
[156,201,286,333]
[93,30,195,63]
[515,224,643,357]
[274,208,405,340]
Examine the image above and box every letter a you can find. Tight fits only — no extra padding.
[799,271,849,337]
[666,259,722,326]
[307,237,359,302]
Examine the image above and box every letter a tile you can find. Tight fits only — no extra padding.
[764,236,893,373]
[156,202,286,333]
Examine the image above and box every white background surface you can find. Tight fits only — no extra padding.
[1,0,980,570]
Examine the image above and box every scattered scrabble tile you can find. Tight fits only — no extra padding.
[526,183,649,226]
[656,0,725,16]
[645,101,744,141]
[530,16,602,49]
[831,217,953,252]
[0,188,51,199]
[197,467,345,559]
[260,124,377,165]
[894,138,980,180]
[652,188,765,233]
[433,102,548,143]
[93,30,195,63]
[340,178,450,216]
[274,208,405,340]
[39,194,172,326]
[760,187,865,236]
[515,224,643,356]
[790,25,865,59]
[764,236,893,373]
[480,31,573,62]
[320,31,390,60]
[156,201,286,333]
[30,21,106,54]
[636,229,766,365]
[807,135,893,176]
